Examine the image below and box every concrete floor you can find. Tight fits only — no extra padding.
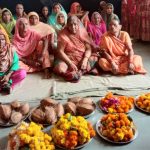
[0,41,150,150]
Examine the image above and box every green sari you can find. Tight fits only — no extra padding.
[0,8,16,40]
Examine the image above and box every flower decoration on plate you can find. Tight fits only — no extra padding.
[99,92,134,113]
[50,113,95,149]
[7,121,55,150]
[96,113,138,143]
[135,93,150,113]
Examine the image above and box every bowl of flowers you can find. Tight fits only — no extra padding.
[7,121,55,150]
[99,92,134,113]
[50,113,95,149]
[96,113,138,144]
[135,93,150,113]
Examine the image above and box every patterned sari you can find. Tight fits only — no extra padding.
[54,20,98,82]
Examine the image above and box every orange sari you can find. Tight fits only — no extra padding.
[99,31,146,74]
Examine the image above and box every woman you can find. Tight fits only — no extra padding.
[104,3,119,29]
[28,11,56,65]
[28,12,56,50]
[13,3,27,20]
[0,29,26,94]
[99,1,107,20]
[99,18,146,75]
[0,24,10,43]
[121,0,136,36]
[134,0,150,41]
[47,3,67,26]
[0,8,16,40]
[39,6,50,23]
[87,12,106,48]
[53,11,67,33]
[69,2,89,29]
[53,16,98,83]
[13,18,52,79]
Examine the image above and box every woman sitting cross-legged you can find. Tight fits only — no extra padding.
[53,15,98,83]
[13,18,52,79]
[98,18,147,75]
[0,29,26,94]
[87,11,106,51]
[28,12,56,66]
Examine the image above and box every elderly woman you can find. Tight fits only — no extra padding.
[87,12,106,49]
[13,18,52,79]
[0,29,26,94]
[13,3,27,20]
[68,2,89,29]
[53,16,98,82]
[53,11,67,33]
[0,8,16,40]
[48,3,67,26]
[104,3,119,29]
[98,18,146,75]
[28,12,56,53]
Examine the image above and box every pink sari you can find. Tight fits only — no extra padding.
[13,18,41,58]
[87,12,106,46]
[99,31,146,74]
[13,18,51,72]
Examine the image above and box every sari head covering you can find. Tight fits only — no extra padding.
[57,16,95,68]
[69,2,80,14]
[54,11,67,33]
[87,11,106,46]
[28,11,55,38]
[0,24,10,44]
[105,3,119,29]
[0,8,16,39]
[13,18,42,58]
[48,3,67,26]
[69,2,89,28]
[0,29,13,72]
[59,15,92,49]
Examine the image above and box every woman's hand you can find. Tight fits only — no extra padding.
[112,62,119,74]
[0,75,10,86]
[128,63,134,74]
[81,58,88,70]
[69,62,78,72]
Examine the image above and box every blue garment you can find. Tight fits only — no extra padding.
[47,3,67,26]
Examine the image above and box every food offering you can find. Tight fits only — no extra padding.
[7,122,55,150]
[96,113,138,144]
[0,100,30,127]
[99,92,134,113]
[50,113,95,149]
[65,97,96,118]
[135,93,150,113]
[29,97,64,126]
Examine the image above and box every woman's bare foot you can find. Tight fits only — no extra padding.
[43,69,51,79]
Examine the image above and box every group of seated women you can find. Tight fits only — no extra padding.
[0,2,147,94]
